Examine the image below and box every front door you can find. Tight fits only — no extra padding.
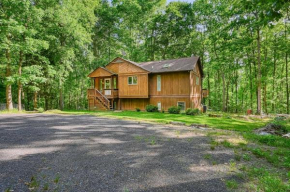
[104,78,111,95]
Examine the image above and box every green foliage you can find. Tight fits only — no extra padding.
[37,107,44,113]
[0,0,289,114]
[185,108,200,116]
[168,106,181,114]
[135,108,141,112]
[247,167,290,192]
[244,134,290,148]
[145,104,158,112]
[242,154,251,161]
[225,180,238,189]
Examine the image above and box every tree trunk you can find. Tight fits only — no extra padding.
[235,71,238,113]
[59,82,64,110]
[222,73,226,112]
[33,92,38,109]
[248,54,253,110]
[18,51,23,111]
[285,11,289,114]
[5,48,13,110]
[263,84,267,114]
[286,53,289,114]
[256,27,262,115]
[272,46,276,112]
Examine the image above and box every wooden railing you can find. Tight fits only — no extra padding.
[101,89,119,99]
[96,89,110,109]
[87,89,111,110]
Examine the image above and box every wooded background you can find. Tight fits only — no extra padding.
[0,0,289,114]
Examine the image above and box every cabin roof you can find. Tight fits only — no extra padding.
[137,56,201,74]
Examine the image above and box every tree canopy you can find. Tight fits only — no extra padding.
[0,0,289,114]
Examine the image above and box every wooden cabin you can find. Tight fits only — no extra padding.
[87,56,207,111]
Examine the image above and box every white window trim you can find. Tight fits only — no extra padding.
[157,102,162,111]
[128,76,138,85]
[157,75,161,91]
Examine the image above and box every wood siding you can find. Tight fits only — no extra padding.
[88,57,204,111]
[190,64,202,109]
[106,60,148,74]
[106,59,149,98]
[149,98,190,111]
[118,74,149,98]
[88,67,113,77]
[149,72,190,96]
[120,98,149,110]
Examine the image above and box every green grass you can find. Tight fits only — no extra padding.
[46,110,267,132]
[0,109,25,114]
[246,167,290,192]
[225,179,238,189]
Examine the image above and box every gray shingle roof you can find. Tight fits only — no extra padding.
[138,56,200,73]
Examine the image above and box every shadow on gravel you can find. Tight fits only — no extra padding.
[0,114,241,192]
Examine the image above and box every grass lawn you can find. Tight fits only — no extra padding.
[44,110,268,132]
[2,109,290,191]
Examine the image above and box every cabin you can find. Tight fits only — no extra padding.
[87,56,207,111]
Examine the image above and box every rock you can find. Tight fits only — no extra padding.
[190,123,208,127]
[170,121,185,125]
[282,133,290,138]
[258,131,271,136]
[254,123,287,136]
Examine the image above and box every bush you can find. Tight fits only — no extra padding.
[37,107,44,113]
[146,104,158,112]
[185,108,200,116]
[135,108,141,112]
[168,106,181,114]
[274,116,287,122]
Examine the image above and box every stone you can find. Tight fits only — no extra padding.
[170,121,186,125]
[258,131,271,136]
[282,133,290,138]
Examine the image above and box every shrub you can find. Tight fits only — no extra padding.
[145,104,158,112]
[185,108,200,116]
[168,106,181,114]
[37,107,44,113]
[274,116,287,122]
[135,108,141,112]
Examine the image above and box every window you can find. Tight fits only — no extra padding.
[105,79,111,89]
[157,75,161,91]
[196,76,199,85]
[99,79,103,91]
[177,102,185,111]
[157,102,162,111]
[113,77,117,89]
[128,76,137,85]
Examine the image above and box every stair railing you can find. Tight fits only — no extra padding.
[95,89,110,109]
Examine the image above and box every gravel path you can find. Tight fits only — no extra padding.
[0,114,237,192]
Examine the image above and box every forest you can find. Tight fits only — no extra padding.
[0,0,289,114]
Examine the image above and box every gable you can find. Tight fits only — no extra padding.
[88,67,114,77]
[106,57,149,74]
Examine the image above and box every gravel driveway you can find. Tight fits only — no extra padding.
[0,114,237,191]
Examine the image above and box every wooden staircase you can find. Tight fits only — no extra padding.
[88,89,112,110]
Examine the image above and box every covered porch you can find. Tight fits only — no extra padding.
[87,67,120,110]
